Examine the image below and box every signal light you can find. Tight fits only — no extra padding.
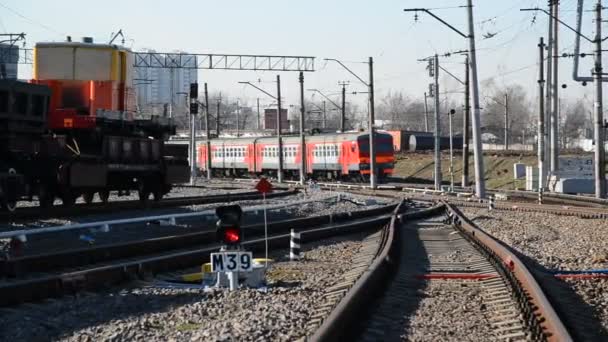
[190,83,199,99]
[215,205,243,247]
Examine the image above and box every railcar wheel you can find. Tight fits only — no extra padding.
[99,190,110,204]
[3,200,17,212]
[83,192,95,204]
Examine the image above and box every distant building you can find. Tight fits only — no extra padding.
[134,50,197,116]
[264,108,288,131]
[0,44,19,79]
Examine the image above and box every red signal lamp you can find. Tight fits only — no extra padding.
[223,227,241,244]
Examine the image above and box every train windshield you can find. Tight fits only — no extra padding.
[358,135,394,154]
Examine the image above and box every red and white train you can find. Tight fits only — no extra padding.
[197,132,395,181]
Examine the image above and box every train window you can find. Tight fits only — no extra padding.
[0,91,8,112]
[15,92,28,115]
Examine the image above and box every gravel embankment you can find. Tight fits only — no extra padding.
[462,207,608,333]
[0,234,370,341]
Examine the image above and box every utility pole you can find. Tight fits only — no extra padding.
[550,0,560,175]
[538,37,546,192]
[276,75,284,183]
[322,101,327,129]
[424,92,430,132]
[466,0,486,198]
[340,81,348,132]
[433,54,442,191]
[593,0,605,198]
[368,57,377,189]
[545,2,554,189]
[204,83,211,180]
[257,98,261,130]
[504,93,509,150]
[448,109,455,191]
[216,93,221,138]
[235,100,240,137]
[462,56,470,187]
[299,72,306,185]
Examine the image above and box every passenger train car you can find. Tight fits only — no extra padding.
[197,132,394,180]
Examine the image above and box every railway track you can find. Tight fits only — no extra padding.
[0,200,415,307]
[0,189,297,222]
[312,201,573,341]
[283,180,608,218]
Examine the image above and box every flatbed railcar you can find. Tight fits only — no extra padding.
[197,132,394,181]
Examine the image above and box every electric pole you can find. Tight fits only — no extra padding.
[257,98,261,130]
[323,101,327,129]
[538,37,546,192]
[368,57,377,189]
[593,0,605,198]
[466,0,487,198]
[550,0,560,175]
[433,54,442,191]
[340,81,348,132]
[299,72,306,185]
[504,93,509,150]
[545,2,554,189]
[424,92,430,132]
[276,75,284,183]
[462,56,470,187]
[235,100,240,137]
[216,93,221,138]
[204,83,211,180]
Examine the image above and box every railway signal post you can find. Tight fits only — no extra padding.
[211,204,252,291]
[189,83,198,185]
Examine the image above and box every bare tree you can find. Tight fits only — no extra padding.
[560,99,587,148]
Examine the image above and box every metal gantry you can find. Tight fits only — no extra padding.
[134,52,315,72]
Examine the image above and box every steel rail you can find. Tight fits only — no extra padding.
[1,202,401,278]
[444,201,572,342]
[311,202,445,341]
[0,204,406,307]
[0,188,296,221]
[0,191,334,241]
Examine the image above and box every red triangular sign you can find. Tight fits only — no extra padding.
[255,178,273,194]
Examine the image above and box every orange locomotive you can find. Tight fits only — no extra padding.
[198,132,394,181]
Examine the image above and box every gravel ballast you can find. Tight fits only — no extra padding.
[0,233,372,341]
[462,207,608,334]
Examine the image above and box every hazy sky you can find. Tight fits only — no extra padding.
[3,0,604,112]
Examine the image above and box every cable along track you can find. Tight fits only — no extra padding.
[312,202,572,342]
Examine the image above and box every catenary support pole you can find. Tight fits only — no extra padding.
[538,37,546,192]
[299,72,306,185]
[424,92,430,132]
[341,82,346,132]
[545,2,554,189]
[204,83,211,180]
[216,93,221,138]
[551,0,560,175]
[466,0,486,198]
[368,57,377,189]
[593,1,605,198]
[276,75,284,183]
[257,98,260,130]
[449,109,454,191]
[504,93,509,150]
[433,54,442,191]
[462,56,470,187]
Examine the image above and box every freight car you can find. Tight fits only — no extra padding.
[408,135,464,152]
[197,132,395,181]
[0,39,190,212]
[386,130,463,152]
